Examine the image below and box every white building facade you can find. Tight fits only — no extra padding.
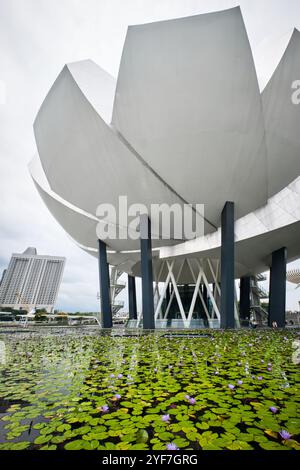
[30,7,300,328]
[0,248,65,313]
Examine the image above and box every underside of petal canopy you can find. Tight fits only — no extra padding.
[112,6,268,226]
[29,154,100,250]
[29,154,180,252]
[127,219,300,283]
[156,177,300,281]
[81,177,300,282]
[262,28,300,197]
[82,217,300,283]
[34,60,206,241]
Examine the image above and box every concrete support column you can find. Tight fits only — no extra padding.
[240,276,251,320]
[128,275,137,320]
[165,283,170,308]
[269,247,287,328]
[202,284,208,308]
[98,239,112,329]
[140,214,155,329]
[220,201,235,329]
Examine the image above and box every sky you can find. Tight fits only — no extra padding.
[0,0,299,313]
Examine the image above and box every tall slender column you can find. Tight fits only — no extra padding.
[165,283,170,309]
[220,201,235,329]
[128,275,137,320]
[268,247,287,328]
[98,239,112,329]
[202,284,208,308]
[140,214,155,329]
[240,276,251,320]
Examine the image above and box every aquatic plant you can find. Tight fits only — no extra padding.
[0,329,299,451]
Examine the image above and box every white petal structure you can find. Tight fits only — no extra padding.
[30,7,300,284]
[113,7,268,225]
[159,177,300,281]
[29,155,100,250]
[34,60,205,243]
[29,153,178,253]
[262,29,300,197]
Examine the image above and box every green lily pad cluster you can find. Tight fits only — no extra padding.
[0,329,299,450]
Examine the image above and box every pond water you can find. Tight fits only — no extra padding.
[0,328,299,450]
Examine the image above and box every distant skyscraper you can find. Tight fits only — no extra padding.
[0,248,65,313]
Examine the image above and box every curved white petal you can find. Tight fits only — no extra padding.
[34,60,205,240]
[31,10,300,282]
[29,154,178,252]
[113,7,268,225]
[29,154,101,249]
[262,28,300,197]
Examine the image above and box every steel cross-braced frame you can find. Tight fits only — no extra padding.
[150,258,241,328]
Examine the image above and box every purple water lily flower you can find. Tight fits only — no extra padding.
[237,380,243,385]
[115,394,121,400]
[185,395,190,400]
[188,398,196,405]
[117,374,123,379]
[162,414,170,422]
[154,368,157,372]
[257,376,263,380]
[269,406,278,414]
[279,430,292,440]
[166,443,179,450]
[268,363,272,367]
[110,374,115,378]
[101,405,109,413]
[267,367,272,372]
[228,384,235,390]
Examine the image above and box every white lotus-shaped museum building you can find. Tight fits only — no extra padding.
[30,7,300,329]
